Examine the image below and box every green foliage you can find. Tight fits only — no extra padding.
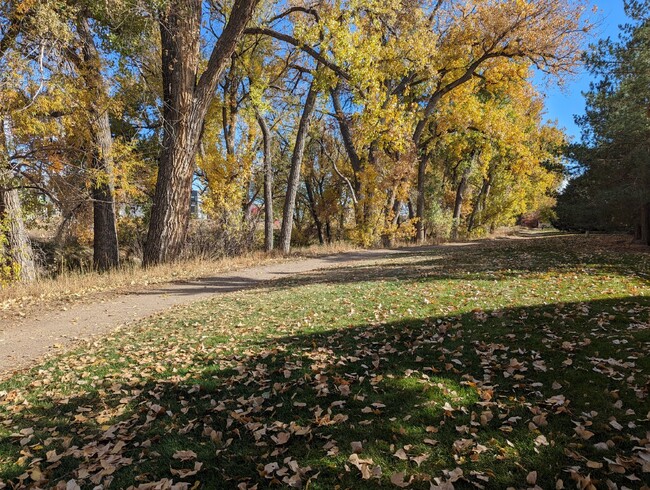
[425,200,454,241]
[556,1,650,231]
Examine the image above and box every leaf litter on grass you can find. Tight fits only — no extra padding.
[0,234,648,489]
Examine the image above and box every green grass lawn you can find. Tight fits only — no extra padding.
[1,233,649,489]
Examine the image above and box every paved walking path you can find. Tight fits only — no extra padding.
[0,249,405,376]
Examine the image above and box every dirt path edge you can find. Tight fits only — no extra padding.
[0,248,409,377]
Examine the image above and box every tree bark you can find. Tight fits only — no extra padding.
[0,185,36,282]
[305,177,324,244]
[415,153,429,243]
[257,113,273,252]
[1,118,36,282]
[467,175,491,233]
[77,16,119,271]
[330,85,362,179]
[144,0,257,266]
[451,165,471,241]
[278,80,318,254]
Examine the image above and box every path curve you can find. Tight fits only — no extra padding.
[0,248,407,376]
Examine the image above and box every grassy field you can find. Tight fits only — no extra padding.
[0,232,648,489]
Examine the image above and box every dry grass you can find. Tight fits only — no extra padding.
[0,241,359,320]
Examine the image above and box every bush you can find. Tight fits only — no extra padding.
[425,202,454,242]
[183,210,258,260]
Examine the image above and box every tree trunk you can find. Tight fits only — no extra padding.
[77,17,119,271]
[451,165,471,241]
[641,202,650,245]
[257,113,274,252]
[222,63,238,158]
[467,175,491,233]
[144,0,257,266]
[1,118,36,282]
[278,80,318,254]
[330,84,362,186]
[325,219,332,242]
[415,153,429,243]
[305,178,324,244]
[0,184,36,282]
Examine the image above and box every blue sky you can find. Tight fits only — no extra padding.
[536,0,629,142]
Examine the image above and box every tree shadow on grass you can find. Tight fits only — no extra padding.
[0,295,648,489]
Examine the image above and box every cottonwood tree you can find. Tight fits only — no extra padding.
[144,0,259,265]
[249,0,589,246]
[64,14,120,270]
[0,0,41,282]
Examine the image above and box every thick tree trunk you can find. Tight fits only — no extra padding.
[382,193,401,248]
[1,119,36,282]
[144,0,257,266]
[0,183,36,282]
[74,17,120,270]
[278,80,318,254]
[467,175,491,233]
[257,114,274,252]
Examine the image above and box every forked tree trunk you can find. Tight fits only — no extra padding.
[144,0,257,266]
[278,80,318,254]
[77,17,119,271]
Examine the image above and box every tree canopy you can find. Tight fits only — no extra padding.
[557,0,650,235]
[0,0,593,281]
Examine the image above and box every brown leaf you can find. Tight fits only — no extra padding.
[348,453,377,480]
[390,472,411,488]
[575,426,594,440]
[172,450,198,461]
[170,462,203,478]
[272,432,290,445]
[411,453,429,466]
[526,471,537,485]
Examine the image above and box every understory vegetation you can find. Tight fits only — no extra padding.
[1,233,648,489]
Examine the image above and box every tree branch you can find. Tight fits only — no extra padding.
[244,27,351,81]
